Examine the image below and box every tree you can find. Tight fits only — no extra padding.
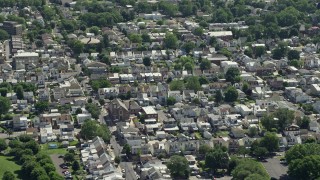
[0,139,8,152]
[114,156,121,164]
[35,101,49,113]
[285,143,320,164]
[248,126,258,137]
[199,144,211,155]
[184,62,194,71]
[215,90,223,104]
[70,40,84,54]
[169,80,184,91]
[205,148,229,173]
[272,42,288,60]
[288,155,320,180]
[85,103,100,119]
[75,108,82,114]
[182,41,195,54]
[25,140,40,154]
[72,161,80,171]
[30,166,48,180]
[164,33,178,49]
[0,29,9,41]
[242,82,250,95]
[167,96,176,106]
[90,79,111,92]
[260,115,275,131]
[200,59,211,71]
[244,47,253,57]
[81,120,111,142]
[122,144,131,156]
[224,86,238,103]
[193,27,203,36]
[143,57,151,66]
[254,147,268,158]
[260,132,279,152]
[254,46,266,57]
[15,85,24,100]
[128,33,142,43]
[64,153,75,163]
[185,76,201,92]
[0,88,8,97]
[167,155,190,179]
[219,48,232,58]
[289,59,302,68]
[273,108,294,131]
[19,134,32,142]
[49,172,64,180]
[2,171,15,180]
[287,50,300,60]
[199,76,209,85]
[141,33,151,42]
[89,26,100,35]
[0,97,11,117]
[43,163,55,174]
[237,146,250,157]
[296,116,310,129]
[225,67,240,84]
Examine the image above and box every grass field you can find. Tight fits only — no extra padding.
[0,156,21,178]
[41,143,67,155]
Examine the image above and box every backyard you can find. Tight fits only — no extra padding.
[40,140,79,155]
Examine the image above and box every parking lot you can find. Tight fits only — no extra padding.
[50,154,65,176]
[261,157,288,180]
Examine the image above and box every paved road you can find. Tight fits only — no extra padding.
[262,158,288,180]
[50,154,65,176]
[110,136,122,157]
[120,162,137,180]
[0,131,27,139]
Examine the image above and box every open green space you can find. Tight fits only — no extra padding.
[0,156,21,178]
[41,143,67,155]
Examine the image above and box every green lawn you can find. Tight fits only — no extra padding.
[40,143,67,155]
[0,156,21,178]
[215,131,229,137]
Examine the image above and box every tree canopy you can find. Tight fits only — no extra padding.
[261,108,294,131]
[225,67,240,84]
[164,33,178,49]
[167,155,190,179]
[81,120,111,142]
[231,159,269,180]
[224,86,238,103]
[0,97,11,116]
[205,147,229,173]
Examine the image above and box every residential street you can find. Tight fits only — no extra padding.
[110,136,122,157]
[120,162,137,180]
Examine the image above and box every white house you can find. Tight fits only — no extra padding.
[76,114,92,125]
[40,124,56,143]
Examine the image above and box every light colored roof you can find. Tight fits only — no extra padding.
[207,31,232,37]
[142,106,157,114]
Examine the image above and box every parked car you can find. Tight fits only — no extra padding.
[60,164,68,169]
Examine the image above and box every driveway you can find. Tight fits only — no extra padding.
[50,154,65,176]
[261,157,288,180]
